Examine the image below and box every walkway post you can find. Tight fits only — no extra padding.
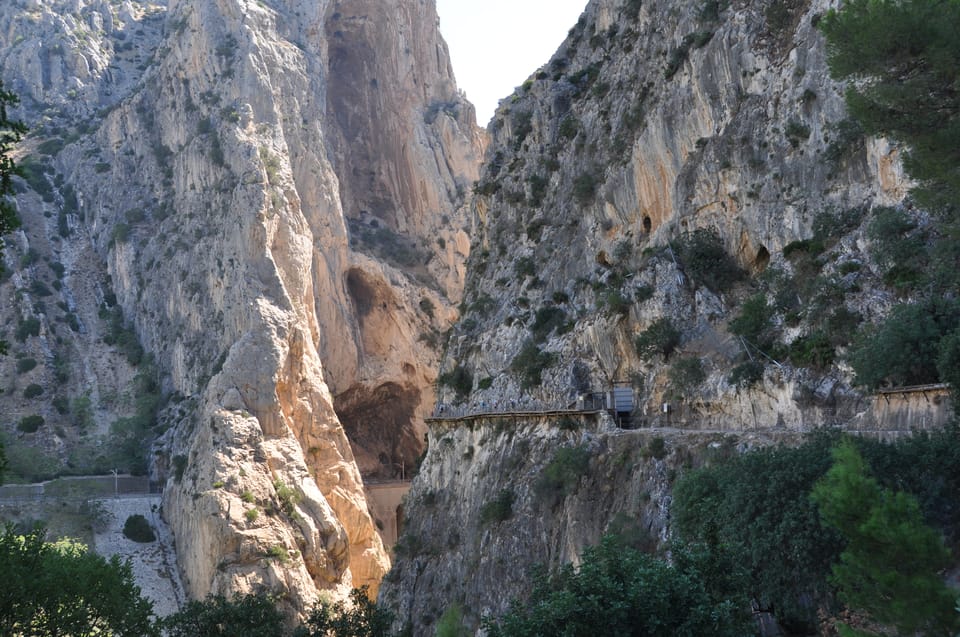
[110,469,118,498]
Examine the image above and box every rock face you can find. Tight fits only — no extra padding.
[380,415,809,633]
[438,0,907,425]
[0,0,482,615]
[383,0,921,631]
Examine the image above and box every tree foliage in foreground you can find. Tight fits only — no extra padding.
[820,0,960,215]
[0,525,159,636]
[482,535,751,637]
[822,0,960,387]
[811,440,958,637]
[294,586,393,637]
[673,427,960,634]
[848,297,960,389]
[673,430,842,633]
[162,592,287,637]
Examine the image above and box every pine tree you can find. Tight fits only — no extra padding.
[811,440,958,636]
[820,0,960,215]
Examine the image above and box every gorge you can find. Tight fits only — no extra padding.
[0,0,956,634]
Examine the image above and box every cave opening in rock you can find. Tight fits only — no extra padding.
[754,245,770,272]
[643,215,652,233]
[345,269,376,318]
[335,382,423,480]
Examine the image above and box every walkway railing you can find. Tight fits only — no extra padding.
[0,475,162,504]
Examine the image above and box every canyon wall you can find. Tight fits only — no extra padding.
[382,0,926,632]
[0,0,482,614]
[438,0,908,428]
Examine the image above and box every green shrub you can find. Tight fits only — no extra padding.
[595,287,629,317]
[527,174,548,207]
[245,508,259,523]
[512,111,533,150]
[572,172,598,205]
[937,330,960,398]
[558,115,579,140]
[634,285,654,303]
[824,118,865,164]
[675,428,960,633]
[645,436,667,460]
[17,414,44,433]
[15,318,41,342]
[789,332,835,369]
[23,383,44,399]
[729,294,775,349]
[531,306,568,342]
[783,238,824,259]
[479,489,516,525]
[536,445,591,507]
[393,532,423,559]
[101,305,144,366]
[668,357,705,397]
[765,0,793,31]
[162,592,286,637]
[482,535,751,636]
[514,256,536,278]
[173,455,188,482]
[784,119,811,147]
[30,280,52,297]
[273,480,302,517]
[664,39,691,79]
[418,298,435,319]
[36,137,65,156]
[259,147,282,185]
[435,604,470,637]
[123,514,156,543]
[266,544,288,563]
[823,306,862,347]
[635,318,681,359]
[867,207,927,290]
[812,207,865,240]
[728,360,764,388]
[439,365,473,399]
[673,229,744,293]
[850,298,960,388]
[699,0,729,22]
[510,341,557,389]
[52,396,69,414]
[16,357,37,374]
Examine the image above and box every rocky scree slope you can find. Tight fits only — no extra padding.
[0,0,482,615]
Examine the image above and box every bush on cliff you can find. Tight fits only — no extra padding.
[673,427,960,634]
[482,535,751,637]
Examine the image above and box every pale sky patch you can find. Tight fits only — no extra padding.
[435,0,588,126]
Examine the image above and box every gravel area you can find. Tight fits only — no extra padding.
[91,496,185,620]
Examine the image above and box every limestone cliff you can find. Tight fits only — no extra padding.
[0,0,482,614]
[381,416,808,633]
[382,0,924,631]
[439,0,908,426]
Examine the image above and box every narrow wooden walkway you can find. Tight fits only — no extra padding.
[425,409,603,425]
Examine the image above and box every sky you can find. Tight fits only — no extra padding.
[435,0,588,126]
